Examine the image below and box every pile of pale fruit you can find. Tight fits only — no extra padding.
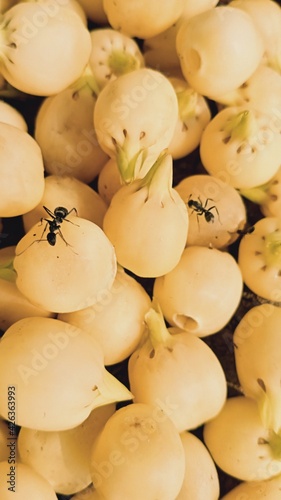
[1,0,281,498]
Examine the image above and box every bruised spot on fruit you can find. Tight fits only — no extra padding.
[149,349,155,359]
[165,346,173,353]
[257,437,269,445]
[257,378,267,392]
[222,136,231,144]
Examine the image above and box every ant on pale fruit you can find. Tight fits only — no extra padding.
[237,225,255,236]
[16,206,78,255]
[187,195,221,224]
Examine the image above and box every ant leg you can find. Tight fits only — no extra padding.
[43,206,55,218]
[64,208,79,227]
[208,205,222,225]
[39,220,50,238]
[57,228,78,255]
[15,238,49,256]
[67,207,78,216]
[57,228,70,246]
[204,198,215,208]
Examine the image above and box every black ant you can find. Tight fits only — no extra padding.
[16,206,78,255]
[237,225,255,236]
[227,224,255,240]
[41,206,78,246]
[187,195,221,224]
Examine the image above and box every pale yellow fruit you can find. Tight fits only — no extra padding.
[221,472,281,499]
[0,1,92,95]
[90,403,186,499]
[58,266,151,365]
[176,6,264,99]
[103,0,184,39]
[18,404,116,495]
[153,245,243,337]
[0,460,57,499]
[14,215,117,313]
[0,122,44,217]
[204,396,281,481]
[0,246,54,331]
[0,317,132,431]
[22,175,107,233]
[175,174,247,248]
[0,99,27,130]
[176,431,220,499]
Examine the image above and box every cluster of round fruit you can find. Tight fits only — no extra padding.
[1,0,281,499]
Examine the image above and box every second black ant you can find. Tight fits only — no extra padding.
[187,195,221,225]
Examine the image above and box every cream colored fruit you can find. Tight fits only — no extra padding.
[234,303,281,433]
[102,153,188,278]
[22,175,107,233]
[175,174,247,248]
[176,431,220,499]
[18,404,116,495]
[0,317,132,431]
[200,106,281,190]
[58,266,152,365]
[0,461,57,499]
[128,307,227,432]
[102,0,184,39]
[167,77,211,160]
[97,158,122,205]
[221,472,281,499]
[0,1,92,95]
[238,216,281,302]
[90,403,186,500]
[0,122,44,217]
[153,245,243,336]
[34,85,109,183]
[93,68,178,182]
[203,396,281,481]
[0,246,54,331]
[176,6,264,99]
[14,215,117,313]
[76,0,108,24]
[0,99,27,130]
[89,28,145,91]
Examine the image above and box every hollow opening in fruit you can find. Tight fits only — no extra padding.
[186,48,201,72]
[174,314,198,332]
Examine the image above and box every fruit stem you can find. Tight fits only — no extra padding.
[145,301,173,350]
[239,182,271,205]
[93,369,133,408]
[264,230,281,268]
[223,109,258,142]
[139,150,173,204]
[268,429,281,459]
[177,88,198,122]
[0,258,16,282]
[108,49,140,77]
[114,136,146,184]
[70,64,100,97]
